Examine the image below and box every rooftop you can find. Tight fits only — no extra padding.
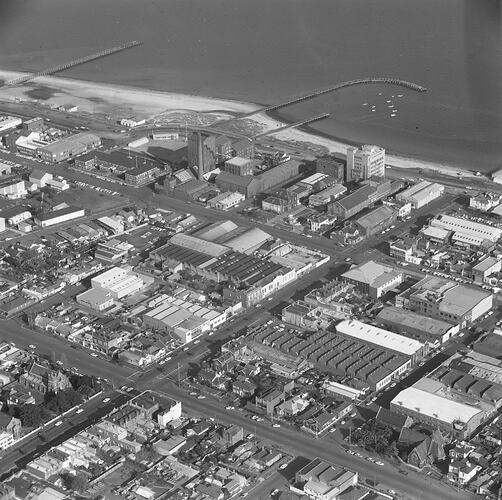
[342,260,402,289]
[391,386,483,424]
[336,320,424,356]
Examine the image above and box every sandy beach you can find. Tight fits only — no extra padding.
[0,70,475,179]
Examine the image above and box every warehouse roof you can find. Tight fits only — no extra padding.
[194,220,239,242]
[170,233,228,257]
[391,387,483,424]
[333,184,375,211]
[224,227,271,254]
[376,306,455,337]
[36,205,83,222]
[216,171,257,187]
[355,205,395,230]
[336,320,424,356]
[342,260,402,289]
[432,214,502,242]
[472,256,500,272]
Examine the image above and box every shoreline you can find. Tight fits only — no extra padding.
[0,69,478,179]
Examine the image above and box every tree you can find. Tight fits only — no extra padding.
[60,472,89,492]
[20,405,46,427]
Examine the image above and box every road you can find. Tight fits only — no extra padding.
[0,390,132,480]
[158,381,477,500]
[0,319,135,384]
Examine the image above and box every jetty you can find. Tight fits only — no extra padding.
[5,41,143,87]
[252,113,330,139]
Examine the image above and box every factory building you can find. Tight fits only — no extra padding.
[471,256,502,284]
[397,275,493,327]
[124,164,161,186]
[354,205,397,237]
[341,260,403,299]
[37,132,101,163]
[391,385,485,440]
[35,206,85,228]
[215,159,301,199]
[346,145,385,182]
[430,214,502,248]
[207,191,245,210]
[335,320,426,364]
[249,323,410,391]
[376,306,459,346]
[222,156,256,176]
[143,292,227,343]
[315,155,345,183]
[309,184,347,208]
[396,181,444,209]
[327,179,392,220]
[0,116,22,134]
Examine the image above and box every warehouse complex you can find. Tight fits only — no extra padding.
[430,214,502,248]
[397,275,493,327]
[150,221,328,306]
[143,293,227,343]
[248,322,411,391]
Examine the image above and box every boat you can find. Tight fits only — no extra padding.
[397,94,403,97]
[362,103,368,106]
[386,100,391,103]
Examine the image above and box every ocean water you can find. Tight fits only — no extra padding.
[0,0,501,170]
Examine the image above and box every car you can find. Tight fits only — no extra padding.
[376,461,384,466]
[183,347,189,351]
[56,360,63,366]
[390,382,397,387]
[247,433,254,439]
[102,397,110,403]
[256,417,264,422]
[279,463,288,470]
[91,353,98,358]
[272,423,280,428]
[345,257,352,262]
[194,339,200,344]
[388,490,396,495]
[271,490,280,496]
[190,392,197,396]
[346,450,355,455]
[197,395,206,399]
[208,331,215,336]
[29,344,36,349]
[54,421,62,427]
[76,408,84,414]
[225,405,234,410]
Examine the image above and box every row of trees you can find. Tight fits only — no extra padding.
[4,388,84,427]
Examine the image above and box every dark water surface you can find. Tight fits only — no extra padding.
[0,0,501,169]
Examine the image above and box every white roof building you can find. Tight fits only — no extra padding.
[391,386,483,425]
[336,320,424,357]
[431,215,501,243]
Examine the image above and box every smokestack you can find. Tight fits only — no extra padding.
[197,132,204,180]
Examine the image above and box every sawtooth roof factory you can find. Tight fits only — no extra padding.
[149,221,328,307]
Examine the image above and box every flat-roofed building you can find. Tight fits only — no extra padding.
[376,306,459,345]
[398,275,493,327]
[316,155,345,183]
[91,266,144,299]
[341,260,403,299]
[391,386,485,439]
[346,145,385,182]
[335,320,426,363]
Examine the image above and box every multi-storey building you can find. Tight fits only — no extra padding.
[346,145,385,181]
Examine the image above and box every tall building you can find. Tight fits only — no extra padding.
[188,132,217,179]
[346,145,385,181]
[316,155,345,183]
